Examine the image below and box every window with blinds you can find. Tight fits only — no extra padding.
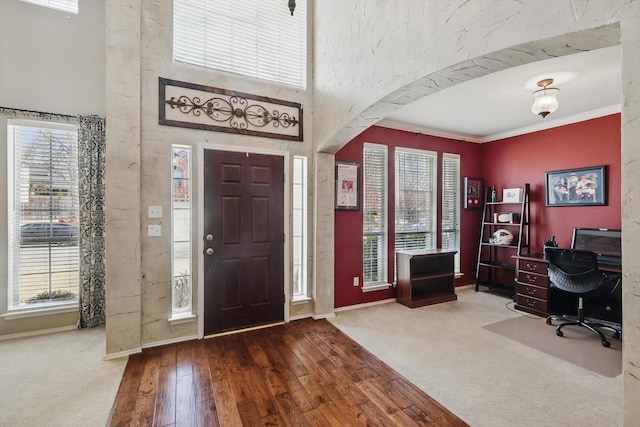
[20,0,78,14]
[7,120,79,309]
[394,148,437,257]
[174,0,307,88]
[172,146,192,316]
[362,143,388,286]
[292,156,308,299]
[442,154,461,272]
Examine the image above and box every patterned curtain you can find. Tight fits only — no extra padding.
[78,115,106,328]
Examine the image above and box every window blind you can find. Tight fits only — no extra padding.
[363,144,388,285]
[7,121,79,308]
[174,0,307,88]
[20,0,78,14]
[394,148,437,253]
[442,154,461,272]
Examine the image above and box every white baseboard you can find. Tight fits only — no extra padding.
[334,298,397,312]
[312,312,336,320]
[103,347,142,360]
[0,324,78,341]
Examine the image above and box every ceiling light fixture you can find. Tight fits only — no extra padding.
[531,78,559,118]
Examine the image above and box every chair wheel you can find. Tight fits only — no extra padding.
[556,330,563,337]
[602,340,611,348]
[612,332,621,340]
[546,318,552,325]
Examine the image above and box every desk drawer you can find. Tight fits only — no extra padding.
[518,259,548,274]
[516,295,548,315]
[516,271,549,287]
[516,283,548,300]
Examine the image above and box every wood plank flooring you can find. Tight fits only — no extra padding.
[107,318,467,426]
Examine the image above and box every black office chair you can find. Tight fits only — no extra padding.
[545,247,621,347]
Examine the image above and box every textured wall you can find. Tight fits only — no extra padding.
[311,1,639,424]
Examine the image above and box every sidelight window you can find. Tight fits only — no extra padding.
[362,143,388,288]
[171,145,193,318]
[442,154,461,273]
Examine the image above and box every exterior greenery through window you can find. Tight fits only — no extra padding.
[173,0,307,88]
[362,143,388,286]
[172,146,192,315]
[394,148,437,278]
[7,120,79,309]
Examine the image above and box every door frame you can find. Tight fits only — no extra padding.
[197,142,291,339]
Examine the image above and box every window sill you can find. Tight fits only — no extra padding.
[455,272,464,279]
[168,313,196,325]
[1,303,78,320]
[292,296,312,305]
[361,283,392,293]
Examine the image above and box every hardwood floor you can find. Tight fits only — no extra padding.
[107,318,467,426]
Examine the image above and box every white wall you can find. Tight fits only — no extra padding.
[0,0,105,116]
[0,0,105,336]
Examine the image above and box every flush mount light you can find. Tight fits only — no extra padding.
[531,78,560,118]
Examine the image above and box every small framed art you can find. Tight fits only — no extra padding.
[335,161,360,210]
[464,177,483,209]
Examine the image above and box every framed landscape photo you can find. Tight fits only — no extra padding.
[464,177,483,209]
[545,165,607,206]
[335,161,360,210]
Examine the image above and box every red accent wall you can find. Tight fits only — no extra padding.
[481,114,621,252]
[334,114,621,309]
[335,126,484,308]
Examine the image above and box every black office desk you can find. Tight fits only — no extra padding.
[513,253,622,324]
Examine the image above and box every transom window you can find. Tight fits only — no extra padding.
[20,0,78,14]
[174,0,307,88]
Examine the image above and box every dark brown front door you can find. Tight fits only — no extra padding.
[203,149,284,336]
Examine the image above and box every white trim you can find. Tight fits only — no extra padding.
[0,324,77,341]
[197,143,290,338]
[361,283,392,293]
[334,298,397,312]
[312,312,336,320]
[291,296,312,305]
[378,105,621,144]
[103,347,142,361]
[168,313,196,325]
[0,304,78,320]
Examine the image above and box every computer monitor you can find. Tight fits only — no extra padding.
[571,227,622,264]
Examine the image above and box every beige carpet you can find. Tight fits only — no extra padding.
[0,327,127,427]
[329,286,622,427]
[483,315,621,378]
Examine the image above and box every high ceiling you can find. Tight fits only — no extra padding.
[378,45,622,143]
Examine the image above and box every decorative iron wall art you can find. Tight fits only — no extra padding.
[159,77,303,141]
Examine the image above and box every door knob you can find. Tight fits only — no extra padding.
[205,248,213,255]
[206,234,213,241]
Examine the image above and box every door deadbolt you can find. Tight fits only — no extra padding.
[206,234,213,241]
[205,248,214,255]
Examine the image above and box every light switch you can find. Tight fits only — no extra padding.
[148,224,161,236]
[148,205,162,218]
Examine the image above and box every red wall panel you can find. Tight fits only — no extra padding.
[481,114,621,252]
[335,126,483,308]
[334,114,621,309]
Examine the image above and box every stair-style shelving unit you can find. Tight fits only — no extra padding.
[475,183,530,295]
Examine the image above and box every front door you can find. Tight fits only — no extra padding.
[203,149,284,336]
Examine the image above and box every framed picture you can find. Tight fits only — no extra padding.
[464,177,483,209]
[335,161,360,210]
[545,165,607,206]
